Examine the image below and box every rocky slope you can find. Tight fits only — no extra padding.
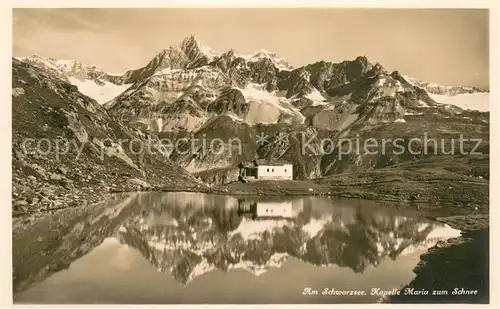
[192,103,488,183]
[12,58,204,218]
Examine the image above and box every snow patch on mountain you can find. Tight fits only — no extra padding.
[237,83,286,109]
[425,224,462,239]
[418,100,430,107]
[184,253,289,282]
[305,88,328,106]
[229,217,292,240]
[241,49,293,71]
[401,74,422,86]
[398,224,461,256]
[69,77,132,104]
[375,76,405,98]
[302,217,330,238]
[237,83,305,114]
[225,112,244,122]
[225,252,288,277]
[404,111,424,116]
[15,55,58,71]
[186,259,217,283]
[197,43,219,59]
[430,92,489,112]
[236,83,305,124]
[16,55,130,104]
[403,73,486,95]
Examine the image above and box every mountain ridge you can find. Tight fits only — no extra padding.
[14,35,488,110]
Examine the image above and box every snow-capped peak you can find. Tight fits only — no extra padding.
[401,73,489,111]
[251,49,277,58]
[401,73,486,96]
[180,34,219,59]
[239,48,293,71]
[16,54,118,77]
[16,55,62,72]
[15,54,132,105]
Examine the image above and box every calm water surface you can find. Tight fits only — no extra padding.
[13,192,461,304]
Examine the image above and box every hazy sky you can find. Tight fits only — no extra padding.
[12,8,489,88]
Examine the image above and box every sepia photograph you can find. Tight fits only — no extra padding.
[10,6,491,305]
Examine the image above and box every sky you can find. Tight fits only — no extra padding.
[12,8,489,88]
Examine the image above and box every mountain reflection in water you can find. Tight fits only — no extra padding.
[114,193,459,284]
[14,192,461,304]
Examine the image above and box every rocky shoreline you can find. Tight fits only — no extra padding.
[13,177,488,234]
[13,159,489,228]
[12,179,206,234]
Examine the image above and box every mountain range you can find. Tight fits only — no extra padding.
[16,36,489,130]
[12,35,490,212]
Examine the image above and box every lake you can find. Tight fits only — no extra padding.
[13,192,461,304]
